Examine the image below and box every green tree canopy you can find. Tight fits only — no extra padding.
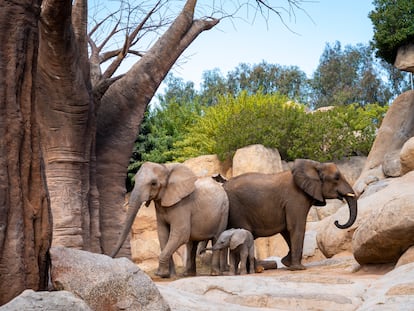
[310,41,392,108]
[199,62,309,105]
[369,0,414,64]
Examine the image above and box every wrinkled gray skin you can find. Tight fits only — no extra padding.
[203,228,255,275]
[225,159,358,271]
[110,162,229,278]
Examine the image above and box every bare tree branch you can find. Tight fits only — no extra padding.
[88,0,313,89]
[101,1,162,80]
[88,8,121,38]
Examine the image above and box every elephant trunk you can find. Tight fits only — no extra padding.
[199,247,213,254]
[334,193,358,229]
[110,200,143,257]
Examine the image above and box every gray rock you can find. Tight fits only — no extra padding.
[358,262,414,310]
[50,247,170,311]
[317,172,414,259]
[382,150,402,177]
[0,290,92,311]
[394,43,414,73]
[353,192,414,264]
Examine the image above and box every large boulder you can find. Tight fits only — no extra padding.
[335,156,366,186]
[184,154,232,178]
[400,136,414,175]
[231,144,283,176]
[394,43,414,73]
[352,190,414,264]
[382,149,402,177]
[0,290,92,311]
[49,247,170,311]
[317,171,414,260]
[396,246,414,268]
[354,90,414,195]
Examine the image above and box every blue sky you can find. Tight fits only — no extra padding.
[170,1,375,89]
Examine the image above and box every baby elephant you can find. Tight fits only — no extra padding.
[204,228,255,275]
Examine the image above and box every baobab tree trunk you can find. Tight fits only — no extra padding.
[0,0,52,304]
[36,0,102,253]
[35,0,218,257]
[96,0,219,256]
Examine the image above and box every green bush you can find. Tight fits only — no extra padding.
[288,104,387,161]
[171,92,388,163]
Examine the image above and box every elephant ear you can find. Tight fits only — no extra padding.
[229,230,245,250]
[161,164,197,207]
[292,159,325,206]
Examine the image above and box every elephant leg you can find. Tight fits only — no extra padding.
[157,227,189,278]
[155,223,173,278]
[239,247,248,275]
[281,229,292,268]
[248,246,255,274]
[285,226,306,271]
[210,239,221,276]
[183,241,198,277]
[220,248,229,273]
[234,252,241,275]
[228,250,237,275]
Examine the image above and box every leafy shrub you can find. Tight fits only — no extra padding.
[171,92,388,163]
[288,104,387,161]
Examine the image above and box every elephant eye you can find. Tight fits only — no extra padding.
[334,172,340,181]
[150,180,157,187]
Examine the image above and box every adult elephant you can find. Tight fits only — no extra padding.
[110,162,229,278]
[224,159,357,271]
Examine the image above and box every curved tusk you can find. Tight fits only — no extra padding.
[345,193,355,197]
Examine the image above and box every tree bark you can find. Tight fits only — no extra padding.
[0,0,51,304]
[36,0,101,252]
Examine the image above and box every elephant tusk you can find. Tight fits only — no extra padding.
[345,193,355,197]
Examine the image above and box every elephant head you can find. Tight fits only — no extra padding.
[204,228,247,251]
[292,159,357,229]
[110,162,197,257]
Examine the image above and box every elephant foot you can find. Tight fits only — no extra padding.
[182,270,196,277]
[210,270,220,276]
[155,265,172,278]
[286,264,306,271]
[210,266,221,276]
[155,270,171,278]
[281,256,291,267]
